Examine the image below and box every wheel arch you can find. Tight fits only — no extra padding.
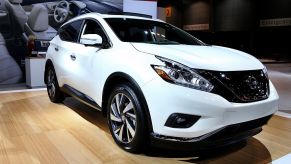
[102,72,153,132]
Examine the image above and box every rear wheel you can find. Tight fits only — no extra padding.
[107,83,148,153]
[46,66,64,103]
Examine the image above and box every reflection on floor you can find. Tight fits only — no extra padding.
[267,63,291,113]
[0,91,290,163]
[280,110,291,115]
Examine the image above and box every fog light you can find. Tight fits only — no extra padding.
[165,113,201,128]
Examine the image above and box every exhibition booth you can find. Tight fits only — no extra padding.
[0,0,290,163]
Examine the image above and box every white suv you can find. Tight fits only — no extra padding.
[45,13,279,153]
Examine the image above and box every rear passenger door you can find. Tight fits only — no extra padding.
[0,0,11,36]
[52,19,85,88]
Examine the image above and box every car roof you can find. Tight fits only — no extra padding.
[64,12,164,26]
[100,14,154,20]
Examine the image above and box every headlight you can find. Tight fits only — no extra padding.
[152,56,214,92]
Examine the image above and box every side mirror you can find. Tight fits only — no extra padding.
[80,34,103,46]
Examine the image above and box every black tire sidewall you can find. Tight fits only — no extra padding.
[107,83,147,153]
[46,66,64,103]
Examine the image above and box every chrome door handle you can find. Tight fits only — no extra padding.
[70,54,76,61]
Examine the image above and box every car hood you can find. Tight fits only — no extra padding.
[131,43,264,71]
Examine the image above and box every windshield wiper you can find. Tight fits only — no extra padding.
[152,41,179,45]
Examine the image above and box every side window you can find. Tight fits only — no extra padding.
[59,20,83,42]
[80,19,107,43]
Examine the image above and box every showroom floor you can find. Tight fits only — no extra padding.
[267,63,291,114]
[0,90,290,163]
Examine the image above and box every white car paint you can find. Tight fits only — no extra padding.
[131,43,264,71]
[46,13,279,140]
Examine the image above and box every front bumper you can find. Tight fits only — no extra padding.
[141,77,279,138]
[150,115,272,150]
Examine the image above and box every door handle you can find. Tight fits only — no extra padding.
[70,54,76,61]
[55,47,59,51]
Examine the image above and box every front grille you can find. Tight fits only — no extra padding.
[198,69,269,103]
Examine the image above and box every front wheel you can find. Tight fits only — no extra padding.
[46,66,64,103]
[107,83,148,153]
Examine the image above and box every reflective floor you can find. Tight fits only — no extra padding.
[0,91,290,163]
[267,63,291,113]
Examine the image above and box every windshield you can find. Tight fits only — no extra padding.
[105,18,205,45]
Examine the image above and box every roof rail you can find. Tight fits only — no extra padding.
[107,12,152,18]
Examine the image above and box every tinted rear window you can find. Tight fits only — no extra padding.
[59,20,83,42]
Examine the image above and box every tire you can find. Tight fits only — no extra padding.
[46,66,64,103]
[107,83,148,153]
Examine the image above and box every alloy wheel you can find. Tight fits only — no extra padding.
[47,69,56,98]
[110,93,137,143]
